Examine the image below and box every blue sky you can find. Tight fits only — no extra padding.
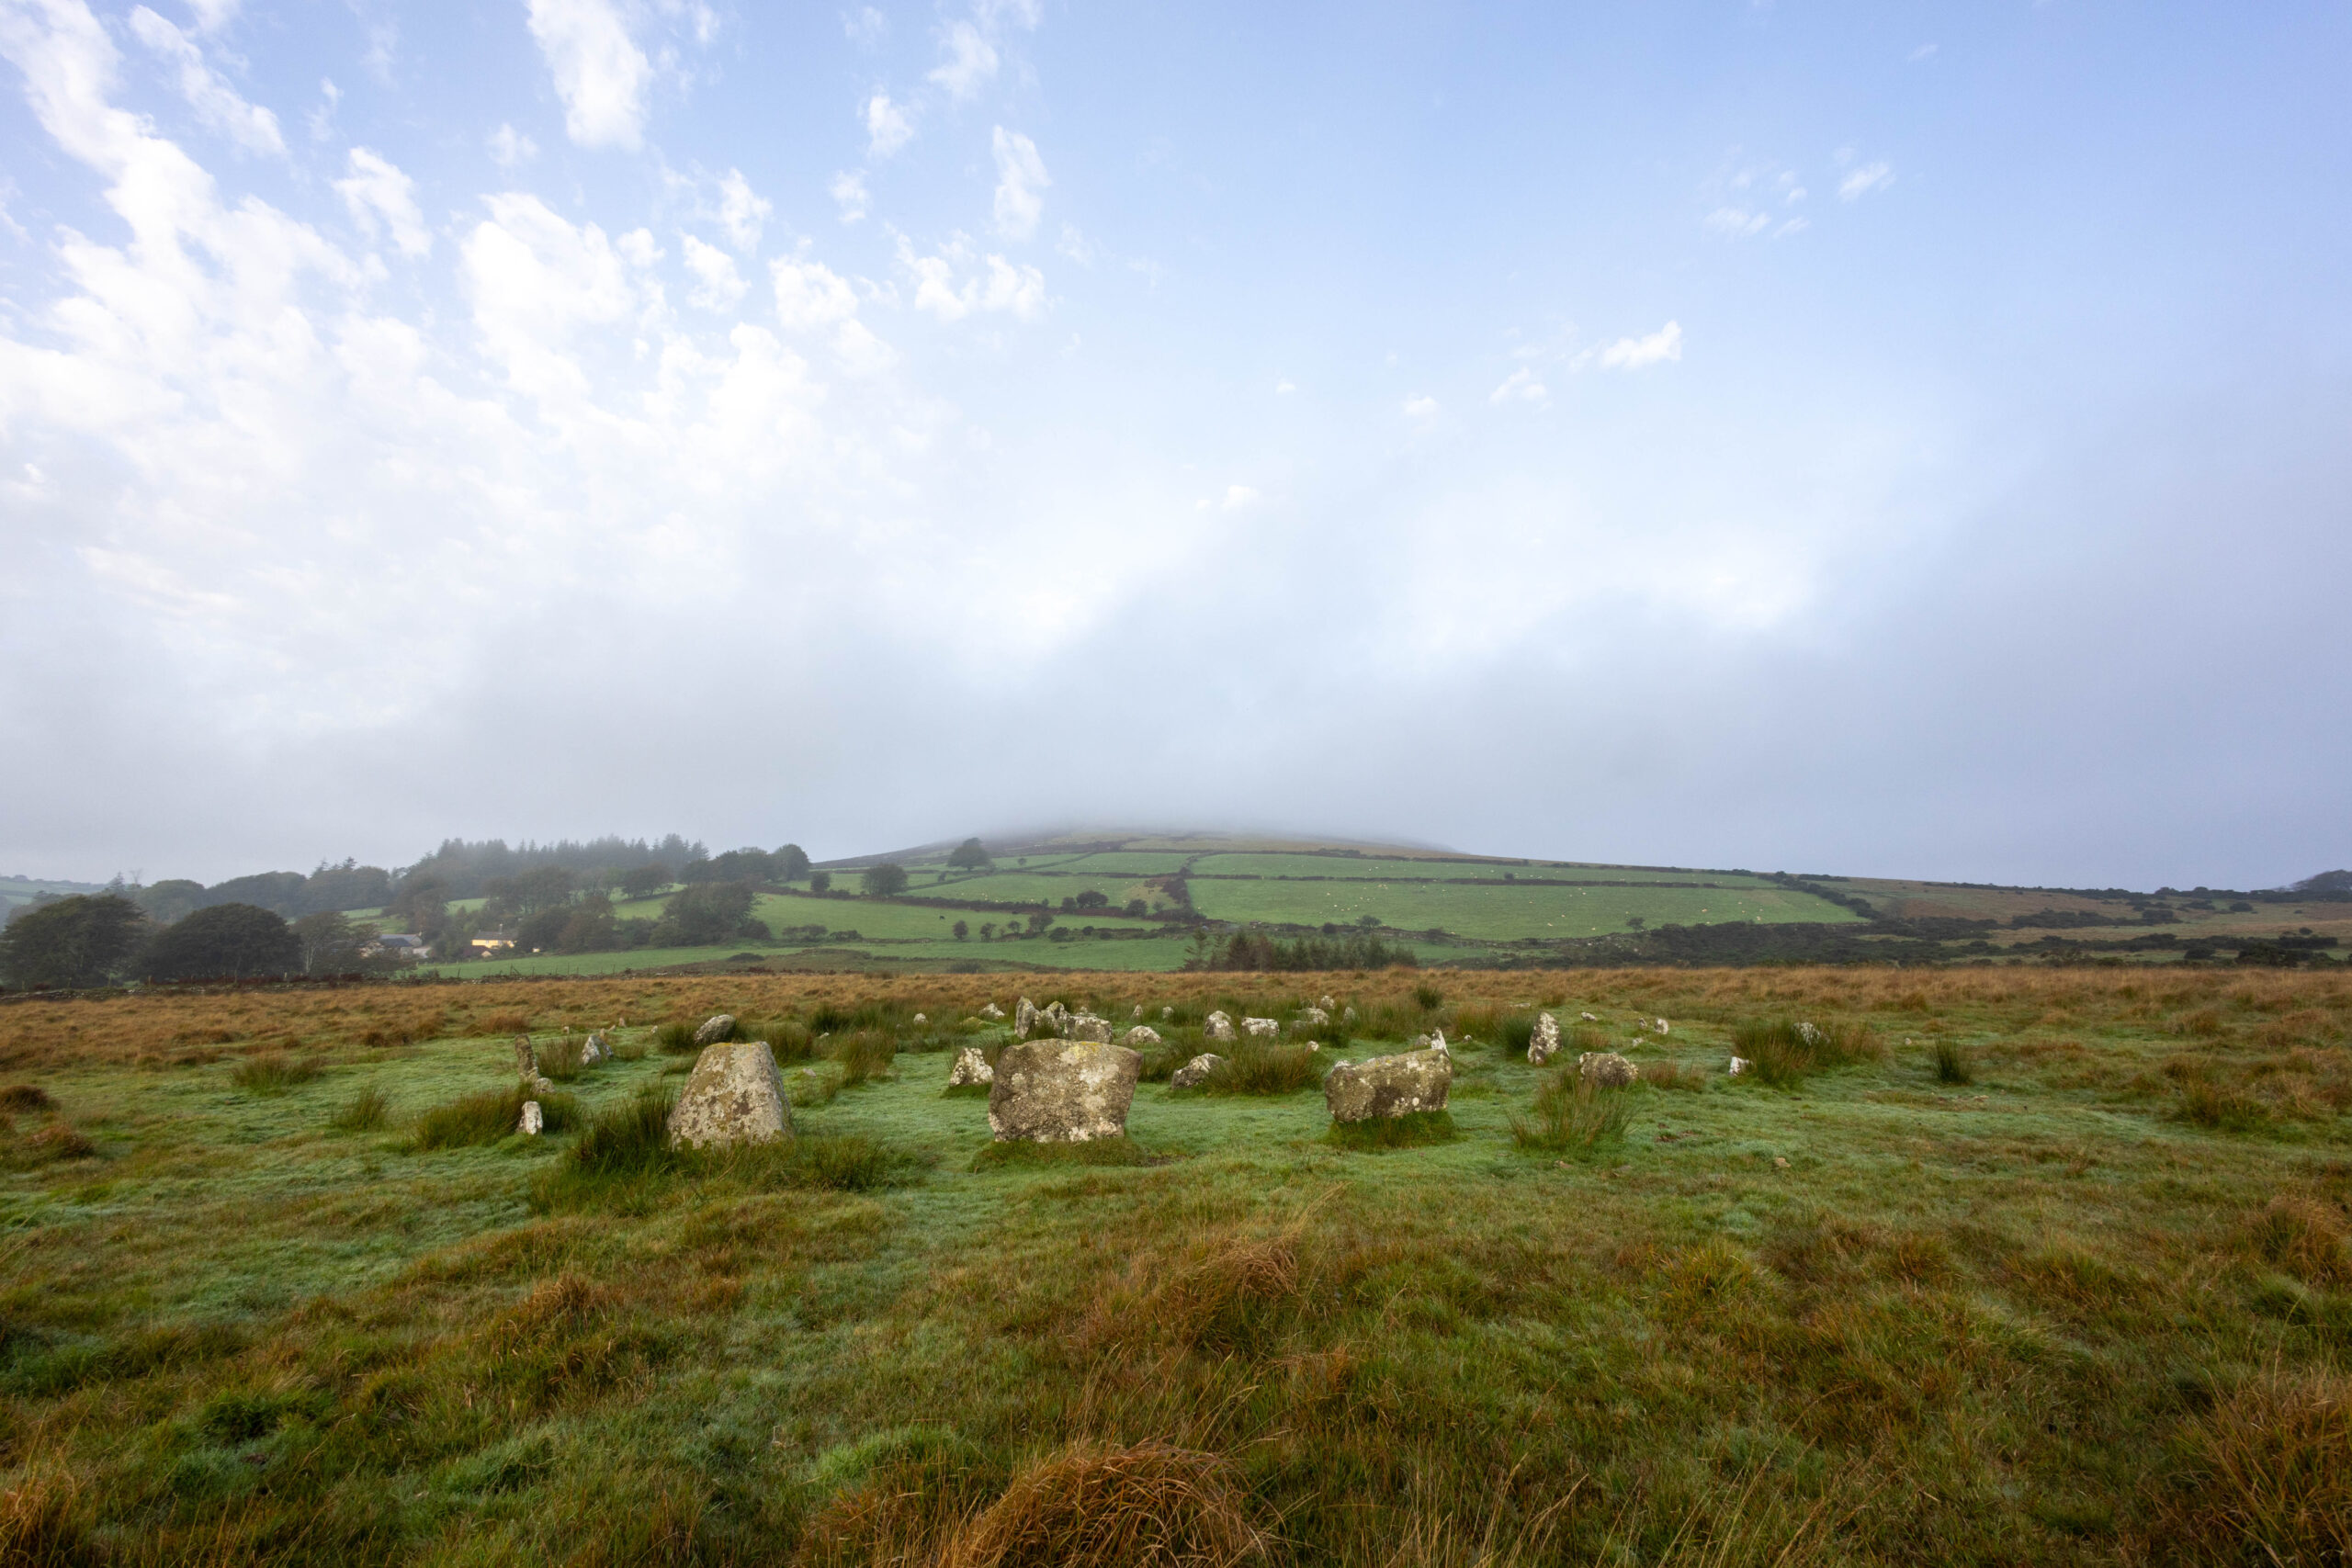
[1,0,2346,886]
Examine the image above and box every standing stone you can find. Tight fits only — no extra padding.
[1064,1011,1114,1044]
[582,1032,610,1065]
[692,1013,737,1046]
[1204,1011,1236,1043]
[1118,1025,1162,1049]
[912,1013,927,1025]
[1656,1018,1671,1035]
[1341,1006,1357,1023]
[980,1002,1006,1020]
[1578,1051,1638,1088]
[1132,1005,1144,1020]
[1797,1021,1823,1046]
[1409,1029,1451,1055]
[1728,1056,1753,1076]
[1580,1012,1600,1022]
[1043,1001,1070,1032]
[1014,998,1040,1039]
[1170,1053,1225,1089]
[987,1040,1142,1143]
[1528,1011,1562,1066]
[1161,1006,1174,1021]
[1301,1006,1330,1028]
[669,1042,793,1148]
[1241,1016,1280,1040]
[513,1036,536,1077]
[517,1100,543,1136]
[948,1046,994,1088]
[1319,994,1337,1011]
[1324,1046,1452,1122]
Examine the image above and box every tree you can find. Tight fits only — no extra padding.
[1074,889,1110,910]
[861,863,910,897]
[808,871,832,894]
[136,879,207,925]
[952,919,969,941]
[656,882,759,946]
[387,874,448,931]
[303,861,393,914]
[292,911,370,975]
[141,904,300,980]
[978,922,996,941]
[201,871,310,918]
[775,843,811,882]
[0,894,146,988]
[620,863,672,899]
[1025,910,1055,936]
[703,848,775,884]
[946,838,992,871]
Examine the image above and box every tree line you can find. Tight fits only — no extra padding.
[0,895,402,988]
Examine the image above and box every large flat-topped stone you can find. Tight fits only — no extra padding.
[988,1039,1141,1143]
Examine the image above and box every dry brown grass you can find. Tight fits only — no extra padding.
[2166,1365,2352,1566]
[940,1440,1271,1568]
[2245,1194,2352,1287]
[0,1464,98,1568]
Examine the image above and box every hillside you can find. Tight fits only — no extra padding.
[455,829,2349,977]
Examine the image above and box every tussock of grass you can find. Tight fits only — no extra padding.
[0,1467,96,1567]
[558,1089,910,1197]
[1733,1018,1884,1088]
[2177,1077,2273,1132]
[1411,984,1443,1011]
[413,1085,578,1149]
[569,1088,676,1176]
[1933,1039,1975,1085]
[330,1086,390,1132]
[231,1053,322,1094]
[654,1021,700,1055]
[2245,1195,2352,1287]
[2165,1365,2352,1567]
[1498,1012,1538,1055]
[740,1017,814,1062]
[943,1439,1271,1568]
[833,1029,897,1087]
[942,1081,991,1099]
[1511,1070,1628,1156]
[972,1136,1152,1171]
[1639,1060,1702,1090]
[22,1124,96,1163]
[1324,1110,1455,1151]
[534,1033,588,1081]
[1193,1041,1322,1095]
[0,1084,54,1112]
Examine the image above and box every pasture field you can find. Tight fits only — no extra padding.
[1184,877,1855,941]
[2,966,2349,1565]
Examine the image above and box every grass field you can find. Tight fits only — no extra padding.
[3,966,2349,1564]
[1184,877,1855,941]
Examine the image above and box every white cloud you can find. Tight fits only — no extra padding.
[1705,206,1769,239]
[771,256,858,331]
[991,127,1047,241]
[1274,378,1295,394]
[334,147,429,257]
[928,20,997,100]
[717,168,771,251]
[126,6,284,155]
[1490,366,1545,406]
[1404,396,1438,420]
[681,234,747,310]
[617,228,662,267]
[526,0,651,150]
[830,170,869,224]
[488,122,537,167]
[896,234,1045,321]
[1595,321,1681,370]
[1056,223,1093,265]
[1839,161,1894,200]
[865,92,913,157]
[1909,43,1939,62]
[844,7,887,48]
[1220,484,1258,509]
[185,0,239,32]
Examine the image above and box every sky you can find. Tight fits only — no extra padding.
[1,0,2346,890]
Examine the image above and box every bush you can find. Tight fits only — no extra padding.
[1325,1111,1456,1151]
[331,1086,390,1131]
[231,1053,322,1095]
[1933,1040,1974,1086]
[415,1086,578,1149]
[1511,1070,1628,1156]
[1733,1019,1884,1088]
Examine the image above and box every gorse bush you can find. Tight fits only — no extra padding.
[414,1086,577,1148]
[231,1053,322,1095]
[1511,1069,1628,1156]
[1733,1019,1884,1088]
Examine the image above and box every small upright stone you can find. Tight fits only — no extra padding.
[1241,1016,1280,1039]
[1728,1056,1752,1076]
[582,1032,610,1065]
[1132,1004,1144,1020]
[911,1013,927,1025]
[513,1036,536,1077]
[1527,1012,1562,1066]
[1170,1053,1225,1089]
[1160,1006,1174,1021]
[987,1040,1141,1143]
[948,1046,994,1088]
[1797,1021,1823,1046]
[692,1013,737,1046]
[1118,1025,1162,1049]
[669,1042,793,1148]
[1656,1018,1671,1035]
[980,1001,1006,1020]
[1580,1011,1600,1022]
[1065,1011,1114,1044]
[518,1100,543,1136]
[1204,1011,1236,1043]
[1324,1046,1452,1122]
[1578,1051,1637,1088]
[1319,994,1337,1011]
[1300,1006,1330,1028]
[1014,998,1040,1039]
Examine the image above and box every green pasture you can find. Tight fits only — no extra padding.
[1186,852,1780,886]
[1185,875,1858,940]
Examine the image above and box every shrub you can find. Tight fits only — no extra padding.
[331,1086,390,1132]
[0,1085,54,1112]
[1733,1019,1884,1088]
[415,1086,579,1149]
[1325,1111,1456,1151]
[1933,1040,1975,1085]
[1511,1070,1628,1156]
[231,1053,322,1095]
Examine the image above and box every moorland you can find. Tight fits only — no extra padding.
[3,963,2350,1564]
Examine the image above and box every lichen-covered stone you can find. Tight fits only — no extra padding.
[1063,1011,1114,1043]
[1014,998,1040,1039]
[979,1002,1005,1020]
[513,1036,536,1077]
[1527,1012,1562,1066]
[1728,1055,1752,1076]
[1300,1006,1329,1028]
[692,1013,737,1046]
[1119,1025,1162,1049]
[669,1042,793,1148]
[517,1100,543,1136]
[948,1046,994,1088]
[1410,1029,1451,1055]
[1241,1016,1279,1039]
[1324,1046,1452,1122]
[1578,1051,1637,1088]
[1170,1053,1224,1090]
[582,1032,610,1065]
[988,1040,1142,1143]
[1204,1011,1236,1043]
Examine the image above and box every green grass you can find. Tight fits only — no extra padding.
[1322,1108,1459,1149]
[7,968,2350,1566]
[1186,874,1860,938]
